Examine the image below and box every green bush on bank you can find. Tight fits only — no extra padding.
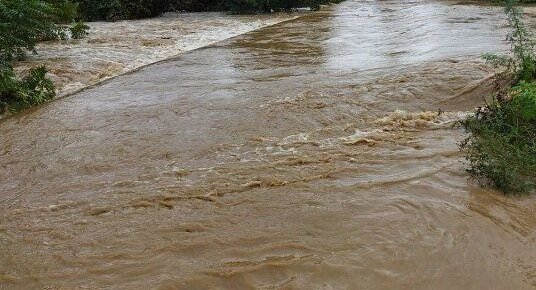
[70,21,90,39]
[462,83,536,193]
[0,63,55,113]
[462,0,536,194]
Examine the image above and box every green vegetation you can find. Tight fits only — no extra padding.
[73,0,173,21]
[73,0,344,21]
[482,0,536,83]
[0,0,89,114]
[70,21,90,39]
[462,0,536,194]
[0,64,55,113]
[462,84,536,193]
[1,0,58,61]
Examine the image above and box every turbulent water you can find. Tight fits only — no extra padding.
[12,12,297,98]
[1,0,536,289]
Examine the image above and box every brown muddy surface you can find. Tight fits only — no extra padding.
[1,0,536,289]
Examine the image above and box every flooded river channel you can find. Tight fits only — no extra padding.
[1,0,536,289]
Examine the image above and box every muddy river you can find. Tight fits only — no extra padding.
[1,0,536,289]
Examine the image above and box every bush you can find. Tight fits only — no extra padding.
[511,82,536,120]
[0,0,89,58]
[0,0,73,114]
[70,21,90,38]
[73,0,174,21]
[0,63,55,113]
[54,0,80,22]
[483,0,536,82]
[463,0,536,194]
[0,0,59,61]
[461,83,536,193]
[73,0,344,21]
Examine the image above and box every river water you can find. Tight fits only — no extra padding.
[1,0,536,289]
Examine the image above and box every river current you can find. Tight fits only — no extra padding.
[1,1,535,289]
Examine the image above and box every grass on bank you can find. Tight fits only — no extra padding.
[462,82,536,193]
[461,0,536,194]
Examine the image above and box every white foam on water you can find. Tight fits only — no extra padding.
[13,12,300,97]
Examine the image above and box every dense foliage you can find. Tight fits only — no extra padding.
[0,0,58,61]
[0,63,55,113]
[462,0,536,194]
[0,0,89,114]
[462,83,536,193]
[73,0,344,21]
[73,0,173,21]
[70,21,90,38]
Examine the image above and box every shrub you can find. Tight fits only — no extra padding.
[72,0,344,21]
[51,0,80,22]
[74,0,175,21]
[0,0,88,60]
[462,0,536,194]
[0,63,55,113]
[461,83,536,193]
[482,0,536,82]
[0,0,58,61]
[70,21,90,39]
[0,0,69,114]
[511,81,536,120]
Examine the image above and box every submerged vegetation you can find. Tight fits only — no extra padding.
[462,0,536,194]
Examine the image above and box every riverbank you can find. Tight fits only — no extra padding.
[11,11,300,100]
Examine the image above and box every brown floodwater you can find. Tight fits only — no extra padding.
[1,0,536,289]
